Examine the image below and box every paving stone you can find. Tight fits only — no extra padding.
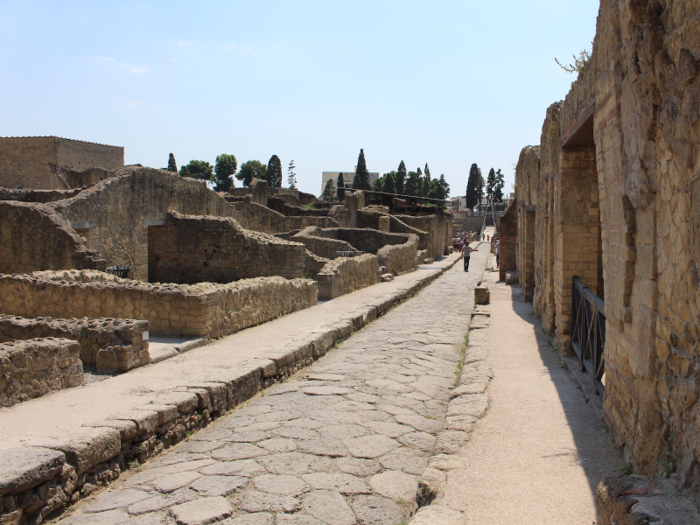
[351,494,404,525]
[296,437,347,457]
[258,437,297,453]
[326,400,376,411]
[151,471,202,493]
[211,443,268,461]
[233,422,282,433]
[362,421,413,438]
[223,513,274,524]
[317,424,367,440]
[343,435,399,458]
[127,487,197,515]
[234,490,301,513]
[345,392,380,403]
[58,509,130,524]
[394,414,441,432]
[229,431,270,443]
[198,460,265,477]
[302,490,355,525]
[410,505,466,525]
[282,418,326,430]
[190,427,234,441]
[377,404,416,416]
[220,416,257,429]
[124,459,217,486]
[255,410,304,423]
[369,470,418,500]
[244,405,273,415]
[398,432,436,452]
[301,473,371,494]
[301,386,352,396]
[253,474,310,495]
[178,440,228,454]
[274,515,325,525]
[306,373,347,381]
[378,452,428,475]
[82,489,151,512]
[190,475,248,496]
[257,452,334,475]
[335,457,382,477]
[150,453,210,468]
[267,383,300,395]
[271,427,321,440]
[169,496,232,524]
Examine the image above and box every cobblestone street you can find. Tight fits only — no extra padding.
[54,247,488,525]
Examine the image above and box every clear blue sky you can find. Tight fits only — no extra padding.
[1,1,599,196]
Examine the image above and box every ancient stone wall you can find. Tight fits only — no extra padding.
[499,202,517,282]
[316,254,380,300]
[0,201,107,274]
[377,233,418,275]
[397,213,453,260]
[0,338,83,407]
[515,146,541,301]
[0,270,317,339]
[149,212,306,283]
[0,187,81,203]
[356,210,430,250]
[514,0,700,487]
[267,197,330,217]
[0,137,123,190]
[228,200,337,235]
[291,227,355,259]
[0,315,149,373]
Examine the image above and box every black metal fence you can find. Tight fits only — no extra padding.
[571,276,606,396]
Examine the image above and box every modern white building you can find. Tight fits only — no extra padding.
[321,170,380,196]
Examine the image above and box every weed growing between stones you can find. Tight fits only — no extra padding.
[619,462,633,475]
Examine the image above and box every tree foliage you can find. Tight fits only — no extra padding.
[494,169,505,203]
[213,154,238,192]
[382,171,397,194]
[405,169,421,196]
[167,153,178,173]
[371,177,383,192]
[287,160,297,189]
[422,164,431,197]
[180,160,213,182]
[396,161,407,194]
[236,160,267,187]
[266,155,282,188]
[322,178,336,202]
[337,173,346,202]
[466,163,482,211]
[486,168,496,201]
[353,149,371,190]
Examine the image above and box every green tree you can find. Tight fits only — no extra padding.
[287,160,297,189]
[486,168,496,201]
[438,174,450,199]
[266,155,282,188]
[383,171,397,194]
[236,160,267,187]
[180,160,213,182]
[405,169,421,196]
[353,148,370,190]
[213,154,238,192]
[476,174,485,208]
[466,163,481,212]
[337,173,346,202]
[167,153,177,173]
[322,178,336,202]
[494,169,505,203]
[372,176,384,192]
[422,163,432,197]
[396,161,407,194]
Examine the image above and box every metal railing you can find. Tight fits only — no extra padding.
[571,276,605,395]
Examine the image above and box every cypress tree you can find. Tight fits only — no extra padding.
[337,173,346,202]
[167,153,178,173]
[422,164,431,197]
[396,161,407,194]
[486,168,496,201]
[466,163,481,212]
[266,155,282,188]
[322,178,336,201]
[494,169,505,202]
[353,148,370,190]
[383,171,396,194]
[405,169,421,196]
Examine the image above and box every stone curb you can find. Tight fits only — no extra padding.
[410,261,493,524]
[0,258,460,524]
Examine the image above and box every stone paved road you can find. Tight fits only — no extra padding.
[55,247,488,525]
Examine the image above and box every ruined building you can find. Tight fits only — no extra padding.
[502,0,700,493]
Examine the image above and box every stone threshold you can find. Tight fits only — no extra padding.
[0,255,461,524]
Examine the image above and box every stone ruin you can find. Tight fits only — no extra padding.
[0,148,452,409]
[500,0,700,518]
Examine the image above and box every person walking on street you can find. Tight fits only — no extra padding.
[461,242,478,272]
[495,240,500,268]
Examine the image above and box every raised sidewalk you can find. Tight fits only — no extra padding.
[0,253,462,521]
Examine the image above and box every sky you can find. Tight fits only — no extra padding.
[0,1,599,197]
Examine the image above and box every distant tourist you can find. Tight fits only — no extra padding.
[461,242,478,272]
